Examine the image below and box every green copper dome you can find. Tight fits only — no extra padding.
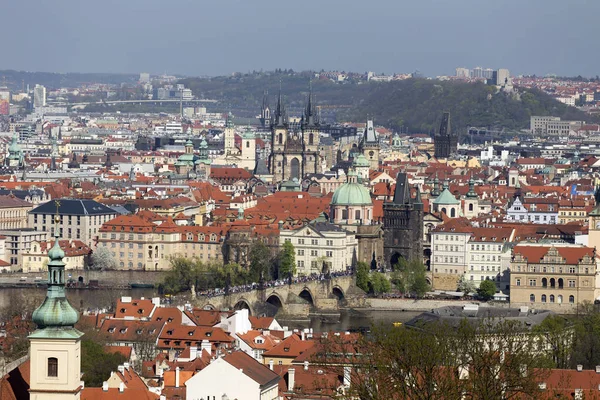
[353,154,370,168]
[331,181,372,206]
[47,239,65,261]
[433,188,460,205]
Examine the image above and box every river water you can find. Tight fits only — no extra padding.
[0,288,419,332]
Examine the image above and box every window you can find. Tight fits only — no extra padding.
[568,280,576,288]
[516,279,521,286]
[530,294,535,302]
[541,294,547,303]
[569,267,576,274]
[569,295,575,304]
[48,357,58,377]
[529,279,536,287]
[326,240,333,246]
[298,239,304,245]
[298,250,304,256]
[311,239,318,245]
[311,250,318,257]
[326,251,333,257]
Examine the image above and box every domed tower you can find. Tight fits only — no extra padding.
[330,171,373,225]
[195,137,212,179]
[29,203,83,400]
[464,175,479,218]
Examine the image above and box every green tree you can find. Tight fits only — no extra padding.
[248,240,272,283]
[410,274,430,299]
[533,315,573,368]
[279,241,296,278]
[355,261,370,292]
[81,340,126,387]
[571,302,600,369]
[394,259,430,297]
[369,272,391,295]
[477,280,497,301]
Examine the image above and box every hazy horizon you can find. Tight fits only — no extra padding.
[3,0,599,78]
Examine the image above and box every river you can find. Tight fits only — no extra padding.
[0,287,419,332]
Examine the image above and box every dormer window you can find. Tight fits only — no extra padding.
[108,327,115,333]
[137,309,144,314]
[120,328,127,334]
[206,332,212,337]
[120,308,126,313]
[167,330,173,335]
[149,329,155,334]
[136,329,143,334]
[167,318,173,322]
[188,331,195,336]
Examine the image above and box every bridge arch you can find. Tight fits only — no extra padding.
[332,286,345,301]
[266,293,285,316]
[298,288,315,307]
[233,299,253,315]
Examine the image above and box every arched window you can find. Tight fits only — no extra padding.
[550,278,556,288]
[48,357,58,377]
[451,208,456,218]
[468,203,473,211]
[549,295,555,303]
[557,295,563,304]
[355,210,361,220]
[558,278,564,289]
[246,141,250,148]
[569,295,575,304]
[541,294,547,303]
[342,209,348,220]
[442,207,447,215]
[542,278,548,287]
[529,294,535,302]
[309,133,314,145]
[278,133,283,144]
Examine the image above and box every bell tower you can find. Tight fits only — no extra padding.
[301,83,320,175]
[269,87,288,183]
[589,191,600,250]
[29,201,83,400]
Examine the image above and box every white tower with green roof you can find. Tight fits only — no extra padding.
[29,202,83,399]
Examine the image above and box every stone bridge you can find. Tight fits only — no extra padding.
[195,276,365,317]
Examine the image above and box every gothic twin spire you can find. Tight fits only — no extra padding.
[271,81,318,128]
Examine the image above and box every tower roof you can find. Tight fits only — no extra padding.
[393,173,411,205]
[31,203,81,334]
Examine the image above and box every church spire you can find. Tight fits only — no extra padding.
[303,81,318,128]
[273,81,287,127]
[31,201,80,331]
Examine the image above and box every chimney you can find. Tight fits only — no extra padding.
[596,365,600,373]
[301,331,305,341]
[123,362,130,370]
[288,368,295,391]
[458,365,469,380]
[201,339,212,355]
[343,366,351,387]
[175,367,180,388]
[117,365,125,374]
[269,360,274,370]
[577,364,583,372]
[190,346,198,360]
[304,361,309,371]
[118,382,124,393]
[102,381,108,392]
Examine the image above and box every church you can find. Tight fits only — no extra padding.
[268,88,322,183]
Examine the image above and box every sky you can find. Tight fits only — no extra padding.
[2,0,598,78]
